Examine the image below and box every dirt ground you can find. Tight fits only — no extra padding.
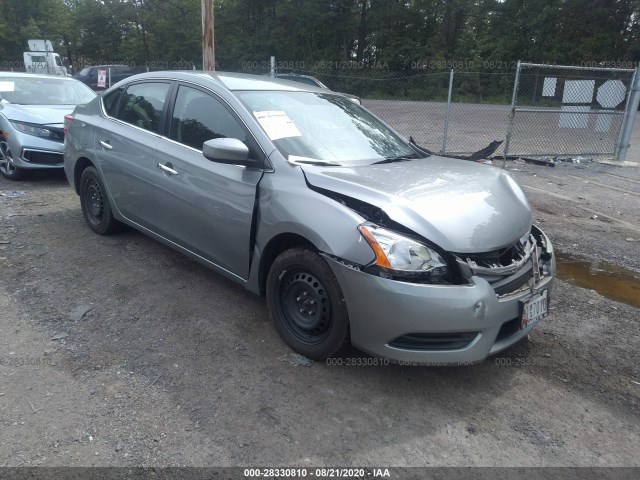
[0,158,639,469]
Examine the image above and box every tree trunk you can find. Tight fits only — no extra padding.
[63,34,73,74]
[356,0,367,62]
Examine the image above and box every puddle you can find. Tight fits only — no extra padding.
[555,252,640,308]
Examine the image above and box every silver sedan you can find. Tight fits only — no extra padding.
[0,72,96,180]
[64,71,555,365]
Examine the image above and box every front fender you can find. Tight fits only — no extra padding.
[246,164,376,293]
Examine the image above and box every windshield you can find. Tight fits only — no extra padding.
[236,91,419,166]
[0,76,96,105]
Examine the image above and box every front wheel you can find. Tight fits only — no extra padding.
[0,141,33,180]
[266,247,350,360]
[79,166,121,235]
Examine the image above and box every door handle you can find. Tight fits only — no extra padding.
[99,140,113,150]
[157,163,178,175]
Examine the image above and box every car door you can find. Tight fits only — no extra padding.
[153,84,264,280]
[95,81,172,229]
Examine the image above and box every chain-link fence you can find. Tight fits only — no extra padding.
[504,62,636,158]
[3,57,637,160]
[237,66,515,156]
[240,62,639,159]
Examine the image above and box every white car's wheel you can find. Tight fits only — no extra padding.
[0,141,32,180]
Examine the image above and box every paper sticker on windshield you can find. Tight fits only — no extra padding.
[253,111,301,140]
[0,81,15,92]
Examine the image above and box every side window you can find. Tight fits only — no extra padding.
[169,85,246,151]
[116,82,171,134]
[102,86,124,117]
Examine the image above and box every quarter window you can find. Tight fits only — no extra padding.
[169,85,246,150]
[116,82,171,134]
[102,86,124,117]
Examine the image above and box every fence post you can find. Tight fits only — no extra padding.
[615,66,640,161]
[442,69,454,155]
[270,56,275,77]
[503,60,521,167]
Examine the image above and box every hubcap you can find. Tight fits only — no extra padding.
[0,141,17,175]
[277,269,332,345]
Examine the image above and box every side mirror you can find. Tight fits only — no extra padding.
[202,138,251,165]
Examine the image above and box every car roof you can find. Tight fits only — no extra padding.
[117,70,327,93]
[85,64,131,69]
[273,73,327,88]
[274,73,320,81]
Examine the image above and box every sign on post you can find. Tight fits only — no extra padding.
[97,69,107,88]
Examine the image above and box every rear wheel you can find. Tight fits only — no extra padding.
[0,141,33,180]
[79,166,121,235]
[266,247,350,360]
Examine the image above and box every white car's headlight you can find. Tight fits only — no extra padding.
[359,224,449,280]
[10,121,56,139]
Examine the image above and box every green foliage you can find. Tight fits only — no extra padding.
[1,0,639,77]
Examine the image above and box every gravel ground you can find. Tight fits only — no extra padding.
[0,158,639,469]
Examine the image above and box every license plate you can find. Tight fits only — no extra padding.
[521,289,548,329]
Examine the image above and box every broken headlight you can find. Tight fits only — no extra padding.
[358,224,450,282]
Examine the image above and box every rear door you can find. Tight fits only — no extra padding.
[95,81,172,229]
[153,83,264,280]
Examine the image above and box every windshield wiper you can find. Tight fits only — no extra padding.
[373,155,415,165]
[288,155,342,167]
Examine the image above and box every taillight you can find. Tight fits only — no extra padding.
[63,114,74,135]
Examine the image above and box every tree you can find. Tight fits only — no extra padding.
[2,0,640,74]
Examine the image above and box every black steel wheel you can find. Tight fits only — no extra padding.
[79,166,120,235]
[267,247,349,360]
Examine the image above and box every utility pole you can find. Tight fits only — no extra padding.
[202,0,215,71]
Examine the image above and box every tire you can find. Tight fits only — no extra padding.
[79,166,121,235]
[0,141,33,180]
[266,247,350,360]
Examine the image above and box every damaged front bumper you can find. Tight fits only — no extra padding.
[325,225,555,365]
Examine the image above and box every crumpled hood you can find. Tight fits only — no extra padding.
[301,156,532,254]
[0,104,73,126]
